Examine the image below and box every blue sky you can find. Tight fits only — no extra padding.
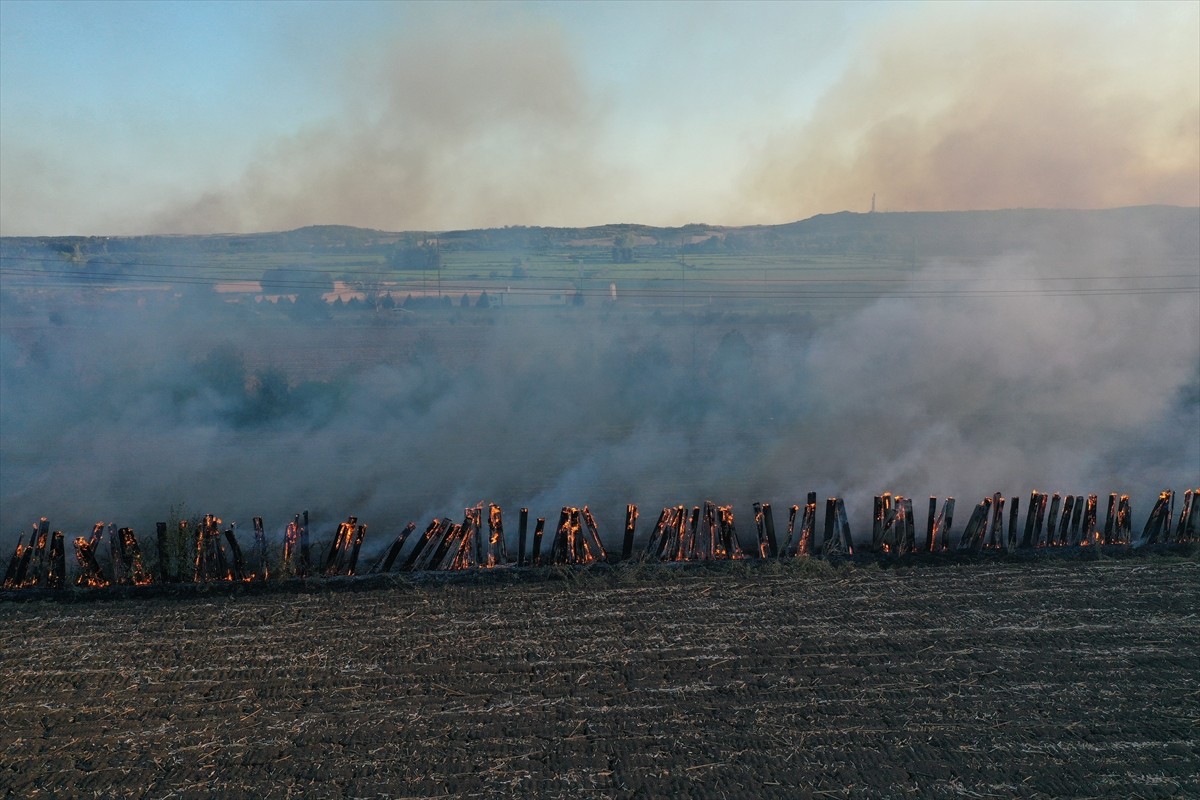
[1,0,1196,235]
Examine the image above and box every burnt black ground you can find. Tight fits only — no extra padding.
[2,556,1198,799]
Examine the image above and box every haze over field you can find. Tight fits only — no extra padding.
[1,1,1197,235]
[2,209,1197,546]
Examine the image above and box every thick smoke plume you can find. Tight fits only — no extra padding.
[742,3,1200,218]
[2,214,1196,551]
[151,14,618,235]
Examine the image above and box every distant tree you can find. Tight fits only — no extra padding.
[389,236,443,270]
[460,292,471,307]
[612,233,636,264]
[476,291,491,309]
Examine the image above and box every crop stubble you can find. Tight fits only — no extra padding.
[2,558,1198,799]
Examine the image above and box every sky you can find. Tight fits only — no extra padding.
[1,0,1197,236]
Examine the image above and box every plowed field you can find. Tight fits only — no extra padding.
[3,558,1198,799]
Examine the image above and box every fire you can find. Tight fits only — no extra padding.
[7,484,1196,592]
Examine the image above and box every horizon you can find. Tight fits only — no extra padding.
[2,1,1197,237]
[4,202,1198,241]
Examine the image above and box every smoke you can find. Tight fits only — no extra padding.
[2,212,1197,552]
[742,3,1200,219]
[151,12,621,234]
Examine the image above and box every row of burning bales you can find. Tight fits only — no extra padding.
[4,488,1198,591]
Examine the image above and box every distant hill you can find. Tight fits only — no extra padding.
[2,206,1196,263]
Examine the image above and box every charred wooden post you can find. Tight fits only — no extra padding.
[1178,489,1199,541]
[518,508,530,567]
[470,505,485,567]
[284,515,301,573]
[985,493,1004,550]
[925,497,937,552]
[531,518,546,566]
[1102,493,1118,545]
[621,505,638,562]
[324,522,348,575]
[347,524,367,575]
[550,508,572,565]
[4,535,25,589]
[798,493,816,557]
[826,498,855,556]
[718,505,744,559]
[14,534,35,587]
[674,506,691,560]
[437,524,464,570]
[1081,494,1099,546]
[337,517,359,574]
[469,507,485,567]
[253,517,268,581]
[1027,491,1046,546]
[19,521,42,588]
[1138,492,1171,546]
[930,498,955,552]
[440,523,470,571]
[822,498,836,557]
[582,506,608,563]
[762,503,779,558]
[1044,493,1062,547]
[656,507,676,561]
[455,510,473,570]
[752,502,767,559]
[1030,492,1047,548]
[1116,495,1132,544]
[46,531,66,590]
[645,507,669,561]
[191,518,204,582]
[661,508,678,562]
[702,502,717,558]
[120,527,152,585]
[1068,495,1086,545]
[781,504,799,557]
[402,520,442,571]
[686,506,701,560]
[1055,495,1074,546]
[108,523,129,585]
[420,519,458,571]
[1020,492,1039,548]
[703,502,721,559]
[221,527,245,582]
[73,537,109,588]
[573,507,593,563]
[900,497,916,554]
[872,495,887,553]
[211,517,232,580]
[299,510,311,577]
[371,521,416,574]
[488,504,508,567]
[957,498,992,552]
[1006,495,1020,552]
[873,495,902,554]
[27,519,50,587]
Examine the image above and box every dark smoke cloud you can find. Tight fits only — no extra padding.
[3,215,1197,553]
[152,15,620,234]
[742,3,1200,219]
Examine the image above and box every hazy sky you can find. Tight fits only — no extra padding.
[1,0,1197,235]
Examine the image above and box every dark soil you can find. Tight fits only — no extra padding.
[2,557,1198,799]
